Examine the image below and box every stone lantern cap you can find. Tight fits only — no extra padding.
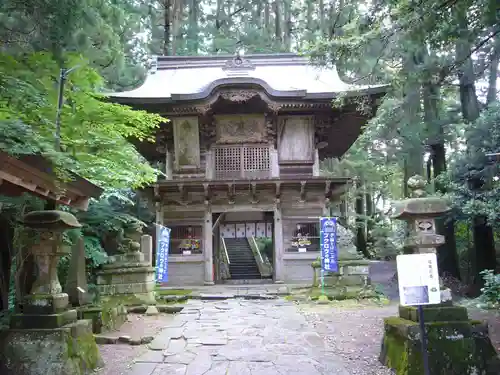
[392,175,451,221]
[392,197,451,221]
[22,210,82,230]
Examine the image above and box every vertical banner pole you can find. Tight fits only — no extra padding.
[418,305,431,375]
[319,217,338,297]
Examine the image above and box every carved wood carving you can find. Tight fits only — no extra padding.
[265,113,277,146]
[215,114,266,144]
[173,117,201,170]
[219,90,259,103]
[222,56,256,71]
[199,115,217,149]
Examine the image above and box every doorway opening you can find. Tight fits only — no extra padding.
[212,211,274,283]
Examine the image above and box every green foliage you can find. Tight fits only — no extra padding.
[478,270,500,309]
[0,52,165,189]
[255,237,273,262]
[445,103,500,225]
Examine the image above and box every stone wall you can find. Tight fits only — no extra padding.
[166,257,205,285]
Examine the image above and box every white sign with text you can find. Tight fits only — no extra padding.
[396,253,441,306]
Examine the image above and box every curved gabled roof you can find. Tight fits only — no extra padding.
[109,53,387,103]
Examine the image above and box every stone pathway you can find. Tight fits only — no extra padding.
[126,298,350,375]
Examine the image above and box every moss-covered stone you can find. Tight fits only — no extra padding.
[398,305,469,323]
[98,299,128,332]
[379,316,500,374]
[0,320,102,375]
[77,307,103,334]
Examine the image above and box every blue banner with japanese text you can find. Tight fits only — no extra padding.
[156,225,171,283]
[320,217,338,272]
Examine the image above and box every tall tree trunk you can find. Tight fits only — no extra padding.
[273,1,281,44]
[486,30,499,106]
[423,52,461,280]
[306,0,313,42]
[163,0,171,55]
[283,0,292,51]
[402,54,423,192]
[214,0,224,52]
[319,0,326,36]
[171,0,183,55]
[188,0,199,54]
[454,4,496,295]
[355,180,369,257]
[365,187,374,250]
[264,0,270,34]
[255,0,263,29]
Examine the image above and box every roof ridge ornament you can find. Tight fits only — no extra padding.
[223,52,255,71]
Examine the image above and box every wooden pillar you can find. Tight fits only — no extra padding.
[273,204,284,283]
[312,149,320,177]
[165,149,172,180]
[155,202,163,225]
[203,209,214,285]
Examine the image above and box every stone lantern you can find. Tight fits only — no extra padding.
[379,176,499,374]
[1,210,102,375]
[11,210,82,328]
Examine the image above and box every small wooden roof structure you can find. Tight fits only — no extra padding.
[0,151,103,211]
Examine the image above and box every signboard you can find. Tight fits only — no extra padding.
[319,217,338,272]
[396,253,440,306]
[156,225,171,283]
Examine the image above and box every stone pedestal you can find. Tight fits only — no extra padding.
[379,176,499,374]
[380,303,499,374]
[0,319,102,375]
[311,224,374,299]
[1,210,102,375]
[96,251,156,306]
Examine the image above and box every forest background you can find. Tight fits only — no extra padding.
[0,0,499,311]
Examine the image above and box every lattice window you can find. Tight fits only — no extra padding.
[214,145,270,179]
[243,146,270,178]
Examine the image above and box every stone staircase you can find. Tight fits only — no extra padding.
[224,238,262,280]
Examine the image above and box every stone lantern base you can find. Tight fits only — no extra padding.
[0,319,102,375]
[379,303,500,374]
[96,252,156,306]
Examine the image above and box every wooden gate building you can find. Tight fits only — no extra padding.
[110,53,386,285]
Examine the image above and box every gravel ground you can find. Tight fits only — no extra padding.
[300,301,397,375]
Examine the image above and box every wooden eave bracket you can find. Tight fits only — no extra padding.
[153,185,161,202]
[274,182,281,204]
[203,183,211,206]
[250,182,258,204]
[178,183,188,203]
[299,181,307,203]
[324,180,333,205]
[227,183,235,204]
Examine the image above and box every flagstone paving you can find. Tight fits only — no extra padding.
[125,298,351,375]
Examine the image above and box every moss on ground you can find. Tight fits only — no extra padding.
[155,288,192,296]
